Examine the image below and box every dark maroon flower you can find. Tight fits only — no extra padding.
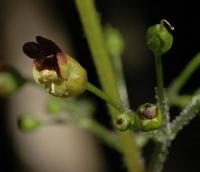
[23,36,87,97]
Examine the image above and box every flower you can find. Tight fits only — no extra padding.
[23,36,87,97]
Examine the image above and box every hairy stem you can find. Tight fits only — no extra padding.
[148,142,169,172]
[171,95,200,137]
[75,0,145,172]
[149,52,169,172]
[87,82,125,113]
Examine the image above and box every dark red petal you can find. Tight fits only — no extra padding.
[36,36,62,56]
[23,42,42,59]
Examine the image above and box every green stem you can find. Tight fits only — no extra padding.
[171,95,200,138]
[149,52,169,172]
[86,82,125,113]
[148,142,169,172]
[113,55,130,107]
[168,53,200,96]
[75,1,145,172]
[168,94,191,107]
[154,54,164,112]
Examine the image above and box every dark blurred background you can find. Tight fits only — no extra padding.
[1,0,200,172]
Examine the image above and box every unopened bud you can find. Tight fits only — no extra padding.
[104,25,125,57]
[17,114,42,133]
[114,113,133,131]
[0,65,25,97]
[146,19,174,55]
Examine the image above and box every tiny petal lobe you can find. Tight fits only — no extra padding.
[23,42,41,59]
[36,36,62,56]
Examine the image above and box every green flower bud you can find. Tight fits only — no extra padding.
[146,19,174,55]
[17,114,42,133]
[0,64,25,97]
[23,36,87,98]
[114,113,134,131]
[134,103,163,131]
[104,25,125,57]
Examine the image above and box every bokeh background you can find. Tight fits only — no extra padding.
[1,0,200,172]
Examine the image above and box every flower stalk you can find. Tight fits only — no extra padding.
[86,82,126,113]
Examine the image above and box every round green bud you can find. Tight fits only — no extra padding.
[134,103,163,131]
[0,66,25,97]
[104,25,125,57]
[146,20,174,55]
[17,114,42,133]
[114,113,134,131]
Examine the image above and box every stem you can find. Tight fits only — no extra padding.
[112,55,130,107]
[171,95,200,137]
[148,142,169,172]
[154,54,164,112]
[149,95,200,172]
[149,52,169,172]
[75,1,145,172]
[86,82,125,113]
[168,94,191,107]
[168,53,200,96]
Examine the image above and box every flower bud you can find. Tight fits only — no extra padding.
[23,36,87,97]
[146,20,174,55]
[0,64,25,97]
[17,114,42,133]
[104,25,125,57]
[114,113,134,131]
[134,103,163,131]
